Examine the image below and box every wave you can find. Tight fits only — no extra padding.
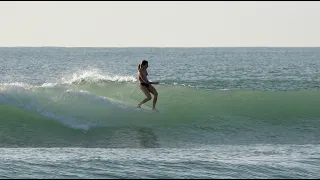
[1,76,320,147]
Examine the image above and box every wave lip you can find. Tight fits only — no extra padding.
[60,70,137,85]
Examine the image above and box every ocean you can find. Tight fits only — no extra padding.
[0,47,319,178]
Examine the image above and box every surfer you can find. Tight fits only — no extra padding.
[137,60,159,111]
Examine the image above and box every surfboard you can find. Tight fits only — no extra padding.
[106,97,157,112]
[120,104,158,113]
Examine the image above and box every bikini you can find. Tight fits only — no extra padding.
[139,72,150,88]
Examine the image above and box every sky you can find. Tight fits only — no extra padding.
[1,1,320,47]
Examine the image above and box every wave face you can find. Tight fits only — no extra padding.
[1,74,320,147]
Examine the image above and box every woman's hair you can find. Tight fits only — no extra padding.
[138,60,148,70]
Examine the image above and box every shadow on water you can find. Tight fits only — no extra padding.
[137,127,159,148]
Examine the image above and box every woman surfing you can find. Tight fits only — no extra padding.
[137,60,159,111]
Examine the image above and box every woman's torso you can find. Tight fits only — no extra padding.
[138,70,148,83]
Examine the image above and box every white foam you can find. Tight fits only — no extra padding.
[37,109,100,130]
[61,70,137,85]
[41,83,58,87]
[0,82,33,89]
[219,88,230,91]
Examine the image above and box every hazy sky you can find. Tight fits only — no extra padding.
[1,1,320,47]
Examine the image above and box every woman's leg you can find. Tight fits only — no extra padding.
[137,85,152,108]
[147,85,158,110]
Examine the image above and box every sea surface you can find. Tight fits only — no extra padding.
[0,47,320,178]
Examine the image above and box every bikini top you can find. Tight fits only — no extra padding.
[138,71,148,81]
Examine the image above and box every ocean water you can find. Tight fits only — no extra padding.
[0,47,320,178]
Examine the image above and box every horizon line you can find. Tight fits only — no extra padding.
[1,46,320,48]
